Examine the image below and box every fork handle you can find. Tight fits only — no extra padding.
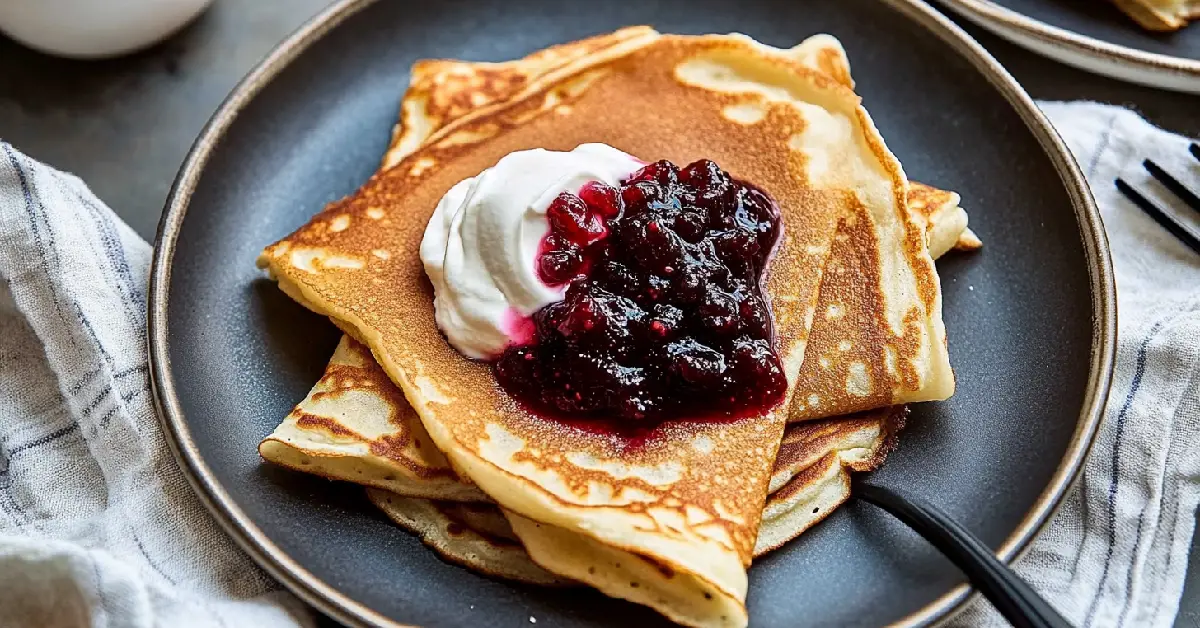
[856,482,1073,628]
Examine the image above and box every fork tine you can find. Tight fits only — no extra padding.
[1191,143,1199,162]
[1116,178,1200,255]
[1143,159,1200,216]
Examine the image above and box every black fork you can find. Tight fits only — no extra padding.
[856,481,1073,628]
[1115,143,1200,254]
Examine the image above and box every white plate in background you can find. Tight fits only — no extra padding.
[936,0,1200,93]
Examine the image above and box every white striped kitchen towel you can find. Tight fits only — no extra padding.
[0,101,1197,628]
[0,144,312,628]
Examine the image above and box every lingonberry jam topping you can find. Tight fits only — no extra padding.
[497,158,785,421]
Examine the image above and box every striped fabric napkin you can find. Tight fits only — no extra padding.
[0,101,1196,627]
[0,145,311,628]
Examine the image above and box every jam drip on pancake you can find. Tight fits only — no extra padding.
[496,159,785,421]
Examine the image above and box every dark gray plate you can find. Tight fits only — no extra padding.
[148,0,1115,626]
[937,0,1200,92]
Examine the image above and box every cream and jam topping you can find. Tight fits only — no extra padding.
[423,147,785,421]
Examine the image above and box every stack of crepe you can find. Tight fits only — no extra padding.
[257,27,979,628]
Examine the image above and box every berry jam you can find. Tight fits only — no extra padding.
[496,159,785,421]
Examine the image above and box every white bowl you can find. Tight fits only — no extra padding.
[0,0,215,59]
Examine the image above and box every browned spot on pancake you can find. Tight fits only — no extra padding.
[369,433,459,480]
[897,307,924,392]
[315,363,366,391]
[905,214,940,314]
[905,181,955,221]
[426,68,527,122]
[285,338,475,487]
[368,433,410,459]
[639,555,677,579]
[816,48,852,89]
[294,412,359,439]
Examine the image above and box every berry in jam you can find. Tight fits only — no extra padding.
[497,159,785,421]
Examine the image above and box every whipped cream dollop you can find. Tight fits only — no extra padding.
[420,143,643,360]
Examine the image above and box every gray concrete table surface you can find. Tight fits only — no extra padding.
[1,0,1196,626]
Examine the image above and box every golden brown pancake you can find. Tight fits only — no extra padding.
[1112,0,1199,30]
[258,30,952,628]
[261,28,977,609]
[263,33,944,587]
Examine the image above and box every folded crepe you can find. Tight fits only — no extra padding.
[780,35,965,421]
[258,28,954,628]
[267,335,903,585]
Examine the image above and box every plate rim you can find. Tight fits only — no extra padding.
[936,0,1200,93]
[147,0,1117,626]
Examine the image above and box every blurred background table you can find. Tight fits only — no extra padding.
[1,0,1196,625]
